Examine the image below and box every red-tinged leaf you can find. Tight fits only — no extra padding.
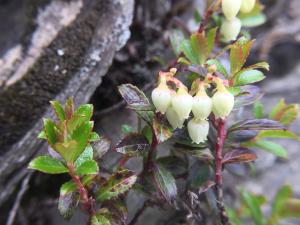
[153,164,177,203]
[269,99,299,126]
[64,97,74,120]
[114,133,149,156]
[244,61,270,71]
[153,116,173,143]
[234,85,263,109]
[230,38,254,75]
[50,100,66,121]
[279,198,300,218]
[223,148,257,165]
[118,84,153,111]
[198,180,215,194]
[228,119,285,133]
[43,118,57,145]
[96,169,137,202]
[207,28,217,55]
[190,33,209,64]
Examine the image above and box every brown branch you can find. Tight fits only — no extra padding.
[67,163,96,224]
[214,118,230,225]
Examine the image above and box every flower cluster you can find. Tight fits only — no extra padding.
[151,68,234,144]
[221,0,256,41]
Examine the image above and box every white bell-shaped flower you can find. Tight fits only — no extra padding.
[240,0,256,13]
[192,86,212,120]
[222,0,242,20]
[172,86,193,120]
[220,17,242,42]
[166,106,185,129]
[212,81,234,118]
[151,82,171,114]
[187,118,209,144]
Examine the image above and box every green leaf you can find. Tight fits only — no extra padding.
[96,169,137,202]
[243,140,288,158]
[60,181,77,196]
[190,33,208,64]
[29,156,68,174]
[207,27,217,55]
[269,99,299,126]
[207,59,229,77]
[194,9,202,23]
[68,121,93,162]
[169,29,185,56]
[91,214,111,225]
[180,39,197,64]
[153,116,172,144]
[67,104,93,133]
[43,119,57,145]
[76,160,99,175]
[226,207,244,225]
[257,130,300,141]
[234,70,265,86]
[241,191,265,225]
[272,185,292,217]
[50,100,65,121]
[240,13,266,27]
[38,131,47,139]
[75,145,93,168]
[64,97,74,119]
[153,164,177,203]
[90,132,100,142]
[253,101,264,119]
[278,198,300,218]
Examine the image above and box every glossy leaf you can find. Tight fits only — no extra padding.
[90,132,101,142]
[67,104,93,133]
[50,100,65,121]
[118,84,152,111]
[29,156,68,174]
[64,97,74,119]
[228,119,285,132]
[96,169,137,202]
[241,13,266,27]
[180,39,198,65]
[207,28,217,55]
[115,133,149,156]
[43,119,57,145]
[243,140,288,158]
[75,145,93,168]
[244,62,269,71]
[223,148,257,165]
[93,136,111,160]
[234,70,265,86]
[76,160,99,175]
[190,33,208,64]
[153,164,177,203]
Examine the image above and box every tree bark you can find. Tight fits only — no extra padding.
[0,0,134,206]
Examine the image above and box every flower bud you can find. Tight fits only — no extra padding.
[151,82,171,114]
[212,81,234,118]
[192,87,212,120]
[187,118,209,144]
[240,0,255,13]
[220,17,241,42]
[222,0,242,20]
[166,106,185,129]
[172,87,193,120]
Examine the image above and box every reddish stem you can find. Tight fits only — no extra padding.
[67,163,96,223]
[215,119,230,225]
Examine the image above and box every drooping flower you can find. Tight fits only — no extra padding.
[166,106,185,129]
[151,77,171,114]
[222,0,242,20]
[171,86,193,120]
[187,118,209,144]
[192,85,212,120]
[220,17,242,42]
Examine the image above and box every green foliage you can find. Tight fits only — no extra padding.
[76,160,99,175]
[29,156,68,174]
